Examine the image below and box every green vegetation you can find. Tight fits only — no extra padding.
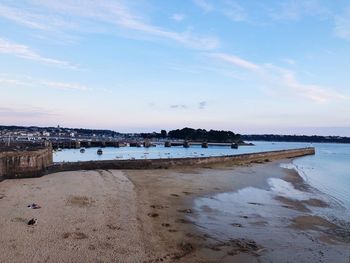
[168,128,241,143]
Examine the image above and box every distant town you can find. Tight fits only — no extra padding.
[0,125,349,146]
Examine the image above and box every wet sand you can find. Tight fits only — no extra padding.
[0,160,349,262]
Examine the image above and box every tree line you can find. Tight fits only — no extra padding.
[140,128,241,143]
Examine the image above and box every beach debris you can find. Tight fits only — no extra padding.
[27,203,41,209]
[27,218,37,225]
[161,223,171,227]
[148,212,159,218]
[231,223,243,227]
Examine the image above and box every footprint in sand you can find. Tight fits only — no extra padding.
[67,195,94,207]
[62,232,88,240]
[150,205,168,209]
[106,224,121,230]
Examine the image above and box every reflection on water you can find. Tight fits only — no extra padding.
[193,178,331,230]
[192,175,349,262]
[268,178,315,201]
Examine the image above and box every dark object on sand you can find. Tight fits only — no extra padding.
[27,203,41,209]
[27,218,37,225]
[97,149,103,155]
[80,148,85,153]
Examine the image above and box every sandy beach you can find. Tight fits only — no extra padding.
[0,160,349,262]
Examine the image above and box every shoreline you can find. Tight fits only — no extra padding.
[0,159,349,262]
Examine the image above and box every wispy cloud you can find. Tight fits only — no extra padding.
[40,81,89,91]
[199,101,208,109]
[193,0,213,13]
[284,58,296,66]
[0,106,57,118]
[267,65,347,102]
[170,104,188,109]
[334,9,350,41]
[210,53,260,72]
[193,0,247,22]
[0,74,89,92]
[210,52,347,103]
[0,38,78,69]
[0,4,48,29]
[171,13,186,22]
[0,1,219,50]
[270,0,330,21]
[221,0,247,22]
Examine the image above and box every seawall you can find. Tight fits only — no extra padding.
[47,147,315,174]
[0,147,53,180]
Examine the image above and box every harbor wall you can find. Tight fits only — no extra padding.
[47,147,315,174]
[0,147,53,180]
[0,147,314,180]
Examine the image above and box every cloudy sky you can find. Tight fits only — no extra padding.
[0,0,350,135]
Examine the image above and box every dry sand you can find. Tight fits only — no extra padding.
[0,161,349,262]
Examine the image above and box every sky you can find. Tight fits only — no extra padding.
[0,0,350,136]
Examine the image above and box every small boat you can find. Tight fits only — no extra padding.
[80,148,85,153]
[97,149,103,155]
[231,143,239,149]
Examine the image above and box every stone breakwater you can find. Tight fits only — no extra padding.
[0,147,53,180]
[47,147,315,174]
[0,147,314,180]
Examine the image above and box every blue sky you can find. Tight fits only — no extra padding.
[0,0,350,135]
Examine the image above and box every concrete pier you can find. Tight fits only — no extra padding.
[46,147,315,175]
[0,147,315,180]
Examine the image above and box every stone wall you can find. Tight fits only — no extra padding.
[48,147,315,174]
[0,147,314,180]
[0,147,53,180]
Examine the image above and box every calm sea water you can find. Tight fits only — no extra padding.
[53,141,311,162]
[54,141,350,210]
[292,143,350,210]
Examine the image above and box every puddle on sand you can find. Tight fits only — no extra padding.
[190,178,349,262]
